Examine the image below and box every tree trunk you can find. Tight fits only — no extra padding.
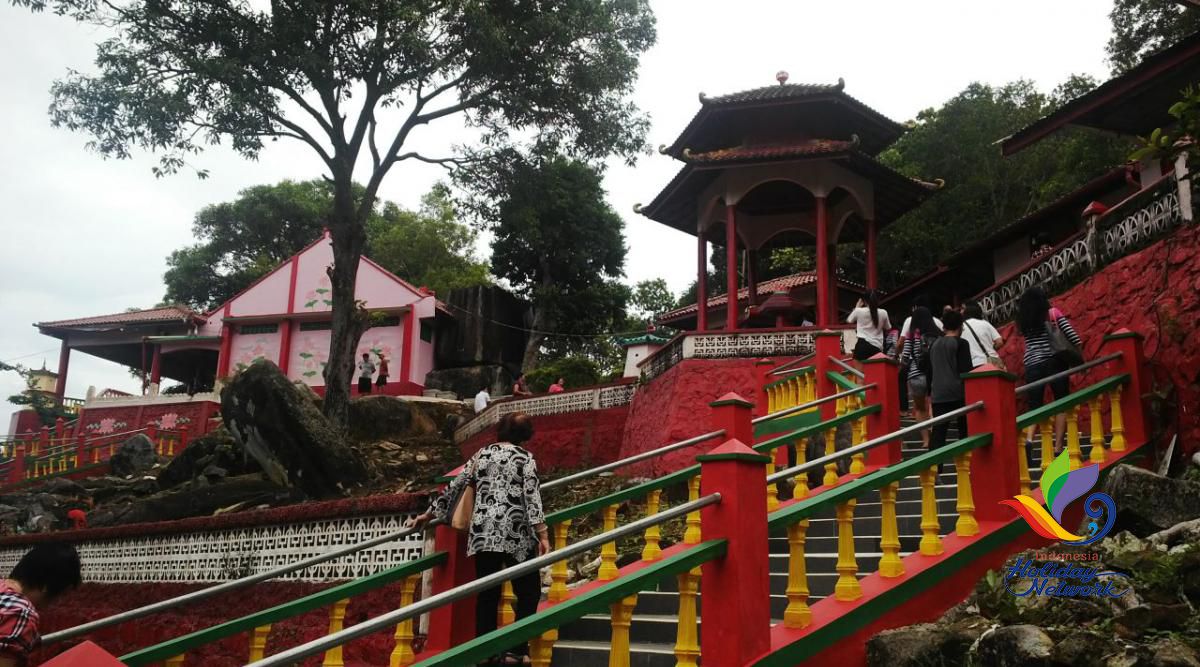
[321,186,369,432]
[521,305,547,373]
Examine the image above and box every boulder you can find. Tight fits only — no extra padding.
[1103,464,1200,536]
[38,477,88,498]
[1150,638,1200,667]
[87,474,301,527]
[975,625,1053,667]
[1052,630,1119,666]
[424,365,515,401]
[434,285,530,369]
[156,428,261,491]
[221,361,368,497]
[866,620,985,667]
[109,434,159,477]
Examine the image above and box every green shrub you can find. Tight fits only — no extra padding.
[526,357,602,392]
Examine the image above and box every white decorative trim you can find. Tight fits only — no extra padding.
[454,384,637,444]
[642,328,849,382]
[84,392,220,409]
[0,513,424,584]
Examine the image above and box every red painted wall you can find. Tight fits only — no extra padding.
[996,224,1200,456]
[458,404,630,471]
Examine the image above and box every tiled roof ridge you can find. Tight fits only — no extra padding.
[657,271,869,322]
[37,304,202,328]
[699,78,846,105]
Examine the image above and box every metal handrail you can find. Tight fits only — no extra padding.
[750,384,877,426]
[831,356,865,379]
[541,429,726,492]
[766,401,985,484]
[1014,353,1122,396]
[770,352,816,375]
[43,524,424,644]
[246,493,724,667]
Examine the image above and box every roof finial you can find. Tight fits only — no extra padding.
[776,70,789,85]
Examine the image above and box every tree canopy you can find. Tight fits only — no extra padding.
[17,0,657,428]
[1107,0,1200,74]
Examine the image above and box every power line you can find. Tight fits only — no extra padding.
[0,348,58,366]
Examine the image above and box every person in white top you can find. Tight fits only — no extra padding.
[960,300,1005,369]
[846,290,891,360]
[473,387,491,413]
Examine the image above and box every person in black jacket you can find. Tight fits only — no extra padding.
[927,311,973,451]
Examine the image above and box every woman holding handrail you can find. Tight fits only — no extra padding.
[1017,286,1084,454]
[409,412,550,666]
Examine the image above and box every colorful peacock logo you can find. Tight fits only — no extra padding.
[1000,451,1116,546]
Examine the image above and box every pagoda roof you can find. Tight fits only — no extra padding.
[637,149,941,240]
[1001,30,1200,155]
[662,79,908,158]
[656,272,865,325]
[37,305,205,333]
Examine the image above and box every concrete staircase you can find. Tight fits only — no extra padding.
[549,421,1053,666]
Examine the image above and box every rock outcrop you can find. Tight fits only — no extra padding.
[424,365,515,400]
[87,475,301,527]
[1103,464,1200,535]
[221,361,368,497]
[434,285,530,371]
[108,434,160,478]
[156,428,262,491]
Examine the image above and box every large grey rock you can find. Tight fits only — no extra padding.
[1150,638,1200,667]
[87,474,301,527]
[1103,464,1200,536]
[867,619,986,667]
[156,428,260,491]
[424,365,514,401]
[221,361,367,497]
[434,285,529,369]
[109,433,158,477]
[975,625,1053,667]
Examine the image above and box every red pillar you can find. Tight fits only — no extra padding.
[697,233,709,332]
[697,425,771,664]
[725,204,739,331]
[827,243,839,323]
[866,219,878,290]
[217,323,233,378]
[1098,330,1149,447]
[424,468,476,653]
[752,359,774,420]
[963,365,1020,522]
[54,338,70,404]
[814,331,842,421]
[815,196,830,327]
[400,309,415,392]
[149,344,162,388]
[278,320,294,376]
[862,354,902,467]
[710,393,754,444]
[11,445,25,484]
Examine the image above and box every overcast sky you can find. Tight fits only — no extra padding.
[0,0,1114,429]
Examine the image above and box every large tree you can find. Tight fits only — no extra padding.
[1107,0,1200,74]
[18,0,656,429]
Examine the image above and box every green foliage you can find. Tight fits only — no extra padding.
[524,356,602,393]
[629,278,676,322]
[1131,86,1200,163]
[0,362,72,428]
[1107,0,1200,74]
[877,79,1132,288]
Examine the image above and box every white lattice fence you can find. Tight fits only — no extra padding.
[0,513,424,584]
[454,385,637,443]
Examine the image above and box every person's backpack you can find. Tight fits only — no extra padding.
[916,333,938,379]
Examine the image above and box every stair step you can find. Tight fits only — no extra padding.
[552,640,677,667]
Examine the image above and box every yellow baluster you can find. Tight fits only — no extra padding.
[783,521,811,627]
[919,467,944,556]
[1109,387,1126,452]
[1067,406,1083,470]
[165,656,185,667]
[599,504,619,581]
[608,594,638,667]
[92,447,99,464]
[321,599,350,667]
[849,396,866,475]
[954,452,979,537]
[806,373,816,403]
[498,581,516,627]
[765,459,780,512]
[1040,418,1054,470]
[879,481,904,577]
[822,430,838,487]
[1088,398,1106,464]
[789,376,800,408]
[389,575,420,667]
[1016,428,1032,496]
[766,385,776,414]
[249,624,272,663]
[834,500,861,601]
[673,568,701,666]
[792,439,809,500]
[684,475,702,544]
[548,520,572,601]
[835,396,846,418]
[642,490,663,562]
[529,628,558,667]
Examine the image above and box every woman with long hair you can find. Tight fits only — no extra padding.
[1017,286,1083,454]
[409,412,548,666]
[847,289,891,361]
[900,306,941,448]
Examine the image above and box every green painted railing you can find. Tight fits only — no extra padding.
[826,370,866,395]
[764,365,815,390]
[1016,374,1128,429]
[754,404,879,455]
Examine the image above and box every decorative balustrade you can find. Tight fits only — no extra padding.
[0,422,190,488]
[453,381,637,443]
[641,328,853,382]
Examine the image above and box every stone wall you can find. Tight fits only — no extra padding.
[434,285,530,372]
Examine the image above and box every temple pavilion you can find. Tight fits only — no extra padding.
[637,73,942,330]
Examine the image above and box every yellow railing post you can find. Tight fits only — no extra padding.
[954,452,979,537]
[165,655,185,667]
[249,624,272,662]
[878,481,904,577]
[673,568,701,666]
[1109,386,1126,452]
[321,599,350,667]
[642,490,663,562]
[849,396,866,474]
[765,458,780,512]
[1039,418,1054,470]
[833,500,861,601]
[1088,398,1106,464]
[599,504,620,581]
[498,581,516,627]
[766,385,776,414]
[529,628,558,667]
[389,575,420,667]
[792,439,808,500]
[684,475,702,544]
[822,430,838,487]
[1016,427,1032,496]
[548,520,572,602]
[783,521,811,627]
[608,594,638,667]
[1067,406,1083,470]
[919,466,944,556]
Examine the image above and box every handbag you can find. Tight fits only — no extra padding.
[964,321,1006,370]
[450,483,475,531]
[1046,320,1083,368]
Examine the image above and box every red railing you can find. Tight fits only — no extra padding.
[0,420,190,488]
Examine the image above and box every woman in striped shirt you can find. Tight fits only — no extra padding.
[1018,286,1083,454]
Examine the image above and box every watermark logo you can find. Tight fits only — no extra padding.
[1000,451,1116,547]
[1002,556,1132,598]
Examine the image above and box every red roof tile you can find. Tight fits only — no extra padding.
[37,305,203,330]
[682,139,856,164]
